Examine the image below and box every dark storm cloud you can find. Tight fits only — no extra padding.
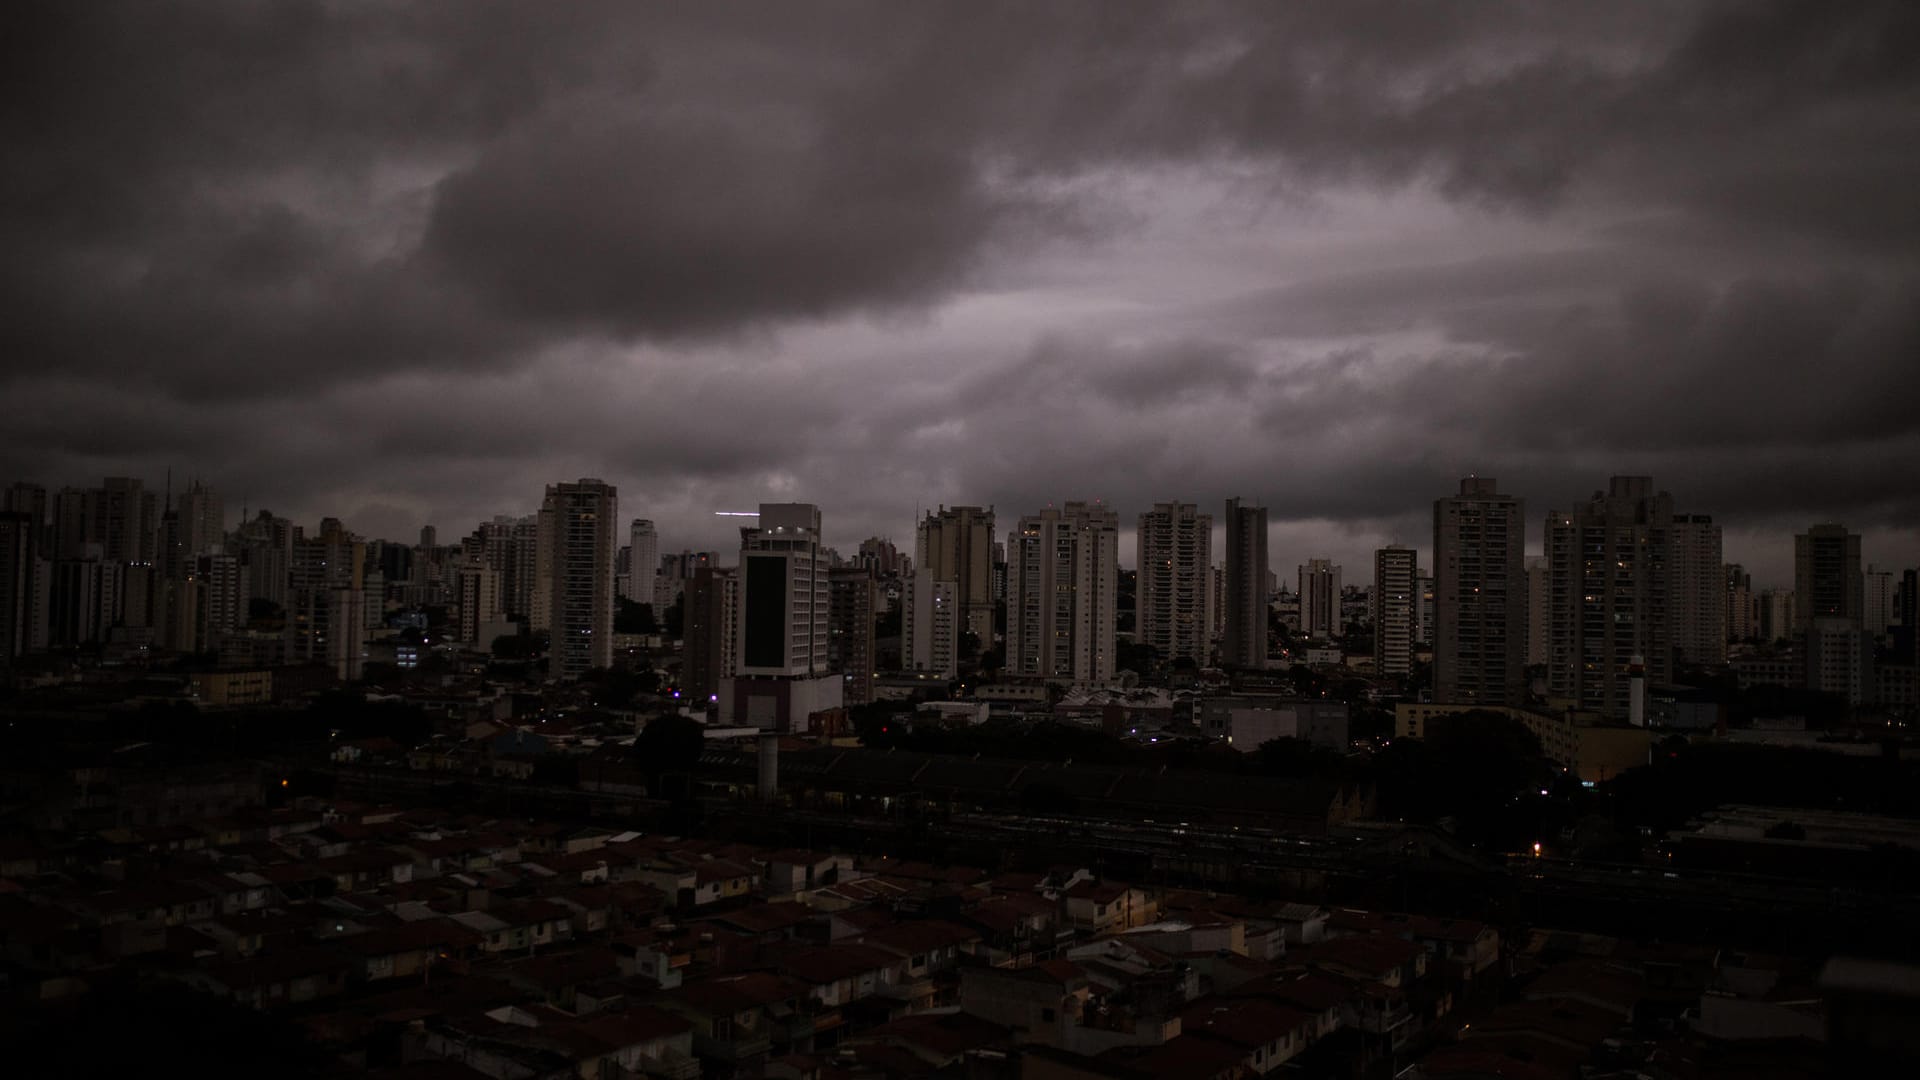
[420,112,1012,338]
[3,1,1918,581]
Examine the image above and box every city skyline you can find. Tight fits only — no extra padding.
[2,468,1906,593]
[3,3,1917,590]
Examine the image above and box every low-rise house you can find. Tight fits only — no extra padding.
[703,900,818,943]
[1092,1035,1250,1080]
[692,858,756,904]
[1269,903,1329,949]
[761,850,852,896]
[1229,971,1350,1042]
[855,919,982,1010]
[336,920,483,982]
[421,1003,699,1080]
[186,947,352,1009]
[1123,917,1246,959]
[66,882,218,927]
[1063,881,1156,935]
[655,972,807,1071]
[778,943,904,1010]
[453,900,573,954]
[611,929,687,989]
[190,871,276,915]
[1303,934,1426,989]
[960,960,1093,1047]
[1181,998,1318,1074]
[964,891,1067,967]
[841,1011,1012,1072]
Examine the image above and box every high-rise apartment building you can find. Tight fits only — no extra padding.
[857,536,908,576]
[1222,497,1269,669]
[1416,574,1435,647]
[1894,570,1918,666]
[1136,502,1212,665]
[1864,565,1895,639]
[455,559,504,647]
[915,506,996,646]
[1434,477,1525,706]
[476,515,540,621]
[1807,617,1871,706]
[1208,562,1225,645]
[53,477,158,563]
[0,512,32,667]
[1372,545,1416,677]
[1670,514,1726,666]
[542,479,617,680]
[1726,564,1755,642]
[828,566,876,706]
[1006,501,1118,685]
[626,520,658,606]
[1757,589,1795,643]
[194,553,245,649]
[729,503,838,730]
[1545,477,1680,721]
[1525,556,1549,666]
[739,504,829,677]
[683,566,738,703]
[1795,523,1862,635]
[902,570,959,678]
[1298,559,1342,640]
[178,480,224,559]
[4,484,49,550]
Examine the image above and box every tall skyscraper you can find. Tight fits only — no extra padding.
[478,514,540,621]
[53,477,158,563]
[0,512,33,667]
[1894,570,1918,665]
[1545,477,1679,721]
[902,570,959,678]
[4,483,49,550]
[455,559,504,647]
[1222,497,1270,670]
[857,536,907,576]
[729,503,838,730]
[1757,589,1796,643]
[1136,502,1212,665]
[1415,573,1435,647]
[683,566,738,702]
[542,479,617,680]
[828,566,876,706]
[1794,523,1862,636]
[194,553,245,649]
[1807,617,1871,706]
[1670,513,1726,666]
[739,506,828,676]
[1525,556,1549,666]
[915,505,996,646]
[1006,501,1118,685]
[627,519,659,606]
[1864,565,1895,639]
[1434,477,1525,706]
[1298,558,1342,640]
[178,480,224,559]
[1725,564,1755,642]
[1372,546,1416,677]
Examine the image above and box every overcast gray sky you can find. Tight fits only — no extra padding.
[5,1,1917,587]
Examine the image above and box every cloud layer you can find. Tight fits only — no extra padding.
[4,1,1918,583]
